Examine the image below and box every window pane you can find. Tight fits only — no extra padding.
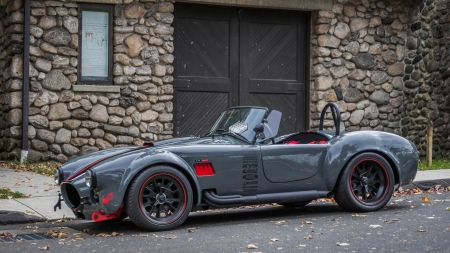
[81,10,109,81]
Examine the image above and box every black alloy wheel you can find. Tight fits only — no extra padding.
[334,152,394,212]
[350,160,387,204]
[127,166,193,231]
[140,174,185,222]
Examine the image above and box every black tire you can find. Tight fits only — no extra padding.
[126,166,193,231]
[334,152,394,212]
[280,201,311,208]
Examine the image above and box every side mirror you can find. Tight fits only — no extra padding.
[253,123,264,133]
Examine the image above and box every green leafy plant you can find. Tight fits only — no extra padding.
[418,157,450,170]
[0,188,25,199]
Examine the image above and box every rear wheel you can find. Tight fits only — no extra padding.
[334,153,394,212]
[126,166,193,231]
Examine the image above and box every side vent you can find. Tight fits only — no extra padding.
[194,163,215,176]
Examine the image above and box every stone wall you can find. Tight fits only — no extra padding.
[403,0,450,157]
[310,0,411,135]
[0,0,24,161]
[7,0,175,162]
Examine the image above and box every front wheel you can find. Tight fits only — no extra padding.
[334,153,394,212]
[126,166,193,231]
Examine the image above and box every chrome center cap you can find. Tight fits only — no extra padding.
[361,177,369,185]
[157,194,166,203]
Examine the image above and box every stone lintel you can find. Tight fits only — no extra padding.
[73,85,120,93]
[176,0,332,11]
[74,0,123,4]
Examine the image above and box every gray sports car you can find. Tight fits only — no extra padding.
[54,102,418,231]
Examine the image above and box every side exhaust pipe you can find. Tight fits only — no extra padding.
[203,190,334,208]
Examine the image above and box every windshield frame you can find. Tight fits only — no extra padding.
[206,106,268,143]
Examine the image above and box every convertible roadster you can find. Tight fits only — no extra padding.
[54,102,418,231]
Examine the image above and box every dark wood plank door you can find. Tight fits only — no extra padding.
[240,10,309,135]
[173,5,239,136]
[173,4,309,137]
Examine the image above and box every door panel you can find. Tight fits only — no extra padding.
[176,91,228,136]
[261,145,328,183]
[173,4,309,137]
[240,10,308,135]
[173,5,239,137]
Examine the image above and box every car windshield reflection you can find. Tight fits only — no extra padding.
[207,107,267,142]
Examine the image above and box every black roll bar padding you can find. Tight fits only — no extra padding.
[319,102,341,136]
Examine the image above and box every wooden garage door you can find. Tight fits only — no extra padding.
[173,4,309,137]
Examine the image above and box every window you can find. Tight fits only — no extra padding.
[78,4,113,84]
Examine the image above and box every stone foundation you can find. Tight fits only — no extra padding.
[1,0,175,162]
[310,0,414,136]
[0,0,24,161]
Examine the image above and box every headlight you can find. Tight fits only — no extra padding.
[85,170,96,188]
[54,168,62,185]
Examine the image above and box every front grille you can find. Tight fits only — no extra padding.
[0,233,55,243]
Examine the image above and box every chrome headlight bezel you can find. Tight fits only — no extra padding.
[54,168,62,185]
[85,170,96,189]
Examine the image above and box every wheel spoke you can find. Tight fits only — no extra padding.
[163,182,174,194]
[166,198,180,204]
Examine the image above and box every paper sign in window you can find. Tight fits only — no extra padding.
[81,10,109,81]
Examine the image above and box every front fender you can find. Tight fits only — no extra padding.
[92,148,200,213]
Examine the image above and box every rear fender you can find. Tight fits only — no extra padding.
[322,132,413,191]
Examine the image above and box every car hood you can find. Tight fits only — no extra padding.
[59,135,242,181]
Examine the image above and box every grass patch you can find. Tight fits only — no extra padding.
[0,161,61,177]
[418,157,450,170]
[0,188,26,199]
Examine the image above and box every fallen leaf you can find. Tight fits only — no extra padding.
[352,214,367,217]
[57,232,67,239]
[299,244,306,247]
[446,207,450,211]
[304,235,313,239]
[270,238,279,242]
[425,217,435,219]
[95,233,110,237]
[25,210,35,214]
[187,227,199,232]
[445,226,450,231]
[337,242,350,246]
[132,234,148,237]
[82,228,90,233]
[39,246,50,250]
[369,225,382,228]
[300,220,313,224]
[275,220,286,225]
[421,197,430,203]
[247,244,258,249]
[416,228,427,232]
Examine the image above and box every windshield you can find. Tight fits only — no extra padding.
[207,107,267,142]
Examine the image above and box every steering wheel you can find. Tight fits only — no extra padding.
[319,102,341,136]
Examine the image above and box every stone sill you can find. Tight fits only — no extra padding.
[74,0,123,4]
[73,85,120,93]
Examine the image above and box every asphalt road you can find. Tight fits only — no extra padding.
[1,191,450,253]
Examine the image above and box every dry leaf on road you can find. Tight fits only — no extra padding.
[304,235,313,239]
[417,228,427,232]
[300,220,313,224]
[337,242,350,246]
[39,246,50,250]
[187,227,199,232]
[270,238,279,242]
[247,244,258,249]
[421,197,430,203]
[275,220,286,225]
[352,214,367,217]
[369,225,382,228]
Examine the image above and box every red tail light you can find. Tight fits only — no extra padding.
[194,163,215,176]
